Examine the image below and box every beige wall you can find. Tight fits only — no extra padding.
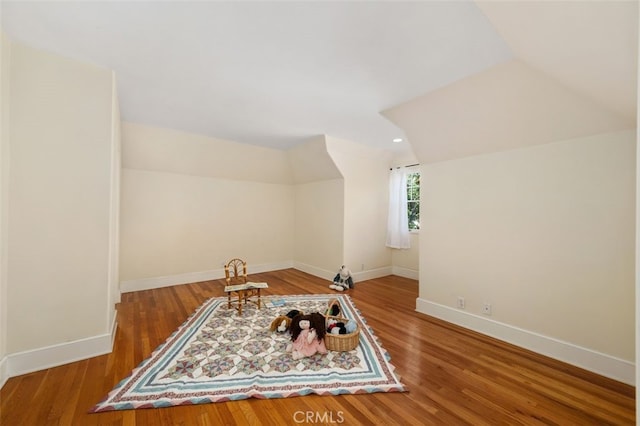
[7,41,116,352]
[384,47,635,381]
[123,122,292,184]
[288,136,344,277]
[293,179,344,275]
[120,124,295,284]
[420,130,635,361]
[120,126,409,286]
[635,3,640,396]
[289,135,399,280]
[107,76,121,327]
[391,232,419,278]
[120,169,295,281]
[0,32,11,374]
[121,125,417,285]
[326,137,392,275]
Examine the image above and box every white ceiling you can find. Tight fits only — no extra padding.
[2,1,637,160]
[0,1,514,155]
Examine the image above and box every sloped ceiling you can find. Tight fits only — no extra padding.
[1,1,636,163]
[383,1,637,164]
[477,0,637,122]
[288,136,343,184]
[0,1,512,157]
[383,59,633,164]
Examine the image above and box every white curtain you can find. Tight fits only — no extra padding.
[386,168,411,249]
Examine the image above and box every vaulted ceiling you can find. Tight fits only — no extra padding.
[384,1,637,163]
[1,1,637,161]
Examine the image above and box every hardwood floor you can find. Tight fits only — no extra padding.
[1,269,635,425]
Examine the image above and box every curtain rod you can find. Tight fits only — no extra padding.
[389,163,419,170]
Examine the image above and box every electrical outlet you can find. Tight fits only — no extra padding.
[482,303,492,316]
[457,297,465,309]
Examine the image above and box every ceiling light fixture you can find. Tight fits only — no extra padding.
[392,138,403,143]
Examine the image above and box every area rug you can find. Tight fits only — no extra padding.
[91,294,406,411]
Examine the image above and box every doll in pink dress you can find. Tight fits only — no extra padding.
[286,312,327,360]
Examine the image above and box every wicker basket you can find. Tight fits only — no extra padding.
[326,298,342,317]
[324,315,360,351]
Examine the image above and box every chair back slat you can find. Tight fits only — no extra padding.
[224,258,247,285]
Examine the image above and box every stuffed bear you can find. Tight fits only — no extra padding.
[329,265,354,291]
[286,312,327,360]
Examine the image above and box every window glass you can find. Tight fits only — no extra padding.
[407,172,420,230]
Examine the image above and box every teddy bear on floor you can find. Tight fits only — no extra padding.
[286,312,327,360]
[329,265,354,291]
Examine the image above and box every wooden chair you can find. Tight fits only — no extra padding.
[224,258,247,286]
[224,258,262,315]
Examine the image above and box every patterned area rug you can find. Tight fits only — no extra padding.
[91,294,406,411]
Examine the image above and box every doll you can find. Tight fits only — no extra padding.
[269,310,304,333]
[329,265,354,291]
[270,315,291,333]
[286,312,327,360]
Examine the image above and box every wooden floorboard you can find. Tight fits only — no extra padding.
[0,269,635,425]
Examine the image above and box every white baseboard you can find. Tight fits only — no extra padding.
[293,262,393,284]
[0,355,8,389]
[391,266,419,280]
[122,261,399,294]
[110,312,118,348]
[5,323,117,379]
[121,269,223,293]
[352,266,393,282]
[120,261,294,293]
[249,260,294,275]
[293,262,335,281]
[416,298,635,386]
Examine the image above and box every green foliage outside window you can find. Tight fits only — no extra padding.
[407,172,420,230]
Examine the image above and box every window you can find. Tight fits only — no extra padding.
[407,172,420,230]
[386,167,419,248]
